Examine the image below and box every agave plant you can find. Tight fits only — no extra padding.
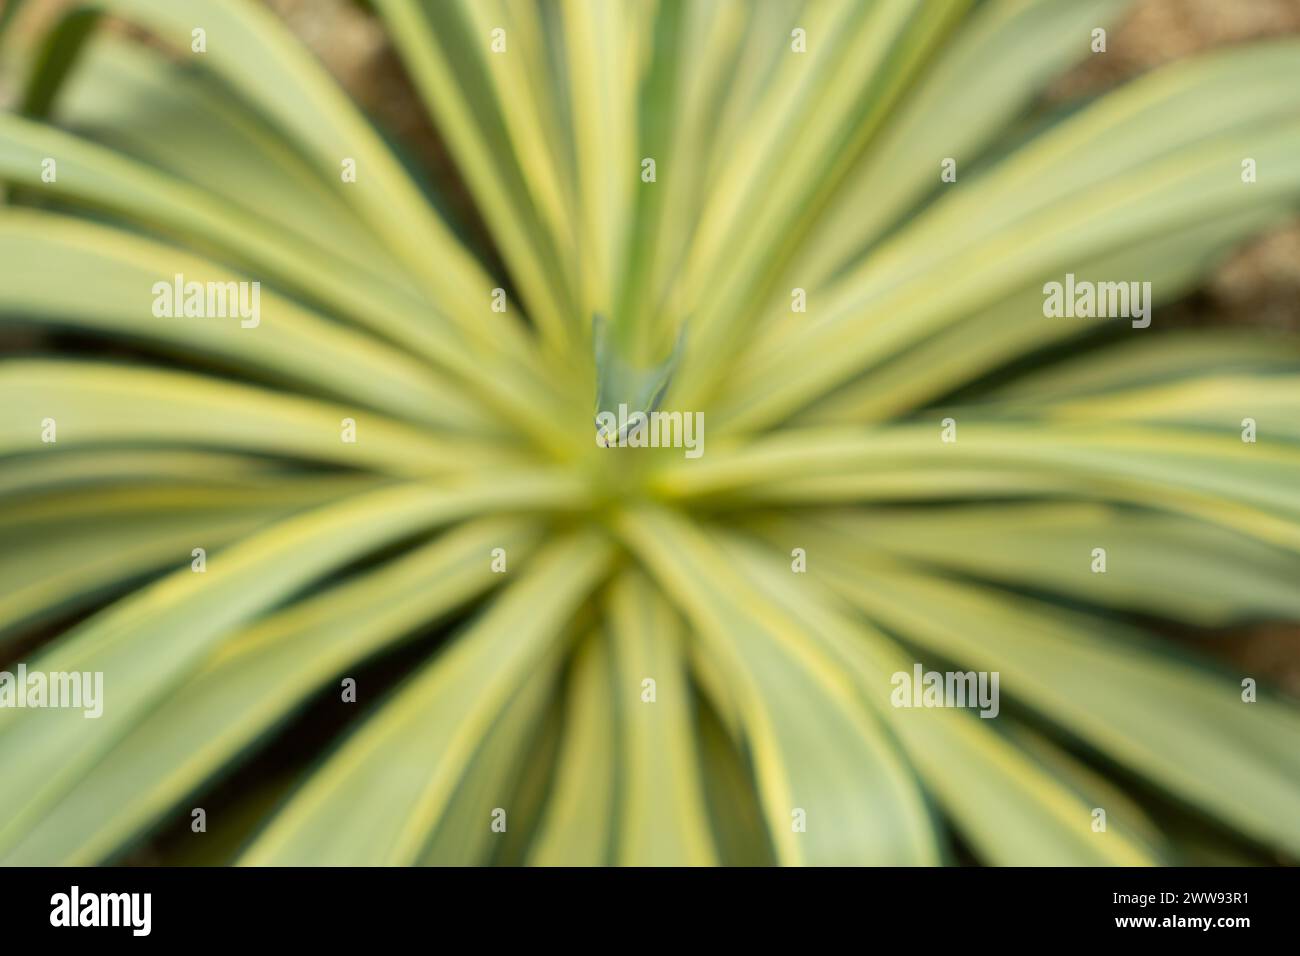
[1,0,1299,867]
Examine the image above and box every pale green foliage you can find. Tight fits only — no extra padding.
[1,0,1298,865]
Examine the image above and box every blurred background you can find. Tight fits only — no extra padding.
[5,0,1298,704]
[262,0,1300,702]
[1,0,1298,865]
